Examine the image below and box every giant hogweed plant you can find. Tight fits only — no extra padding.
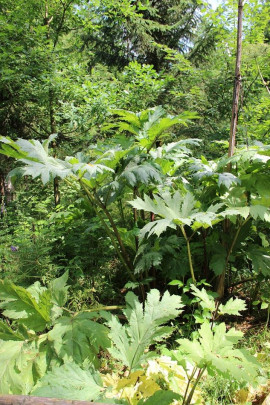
[0,275,261,404]
[130,143,270,294]
[0,106,199,288]
[1,107,270,296]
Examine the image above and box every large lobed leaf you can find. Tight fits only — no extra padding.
[0,272,69,331]
[107,289,183,371]
[0,337,48,395]
[120,161,162,187]
[130,191,222,238]
[0,280,51,332]
[48,312,110,368]
[32,363,104,402]
[247,246,270,276]
[0,136,115,186]
[177,322,259,384]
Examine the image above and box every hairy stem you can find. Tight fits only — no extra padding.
[217,216,250,297]
[181,225,196,284]
[93,191,134,272]
[182,367,197,404]
[79,180,136,281]
[185,366,206,405]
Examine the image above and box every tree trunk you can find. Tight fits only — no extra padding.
[217,0,244,297]
[45,3,60,207]
[228,0,244,158]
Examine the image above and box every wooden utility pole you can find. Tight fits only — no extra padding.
[228,0,244,158]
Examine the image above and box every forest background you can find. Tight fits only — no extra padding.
[0,0,270,404]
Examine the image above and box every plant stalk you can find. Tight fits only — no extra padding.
[79,180,136,281]
[185,366,206,405]
[181,225,196,284]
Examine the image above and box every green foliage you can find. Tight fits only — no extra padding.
[177,322,259,384]
[0,275,110,395]
[218,297,247,316]
[107,289,184,371]
[130,191,221,238]
[247,247,270,276]
[138,390,181,405]
[0,280,53,332]
[109,106,198,151]
[0,339,47,395]
[32,363,104,402]
[48,312,110,367]
[1,1,270,402]
[0,274,262,404]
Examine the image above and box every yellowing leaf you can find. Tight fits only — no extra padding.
[234,388,249,404]
[147,356,186,383]
[115,371,160,405]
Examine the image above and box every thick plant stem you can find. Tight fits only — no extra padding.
[226,216,249,262]
[181,225,196,284]
[185,367,206,405]
[266,306,270,330]
[133,187,139,251]
[182,367,197,404]
[217,216,250,297]
[222,1,243,295]
[79,181,147,301]
[79,181,136,281]
[93,190,146,301]
[62,305,124,316]
[93,191,134,272]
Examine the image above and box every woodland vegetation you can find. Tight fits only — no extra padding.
[0,0,270,403]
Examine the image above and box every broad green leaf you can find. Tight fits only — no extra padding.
[138,390,181,404]
[190,285,216,312]
[247,247,270,276]
[0,136,73,184]
[19,158,72,184]
[120,162,162,187]
[32,363,104,401]
[140,218,176,238]
[177,322,259,384]
[111,109,142,128]
[49,271,69,307]
[250,205,270,221]
[0,339,46,394]
[49,272,69,321]
[0,280,51,332]
[107,289,183,371]
[135,251,163,274]
[218,173,241,188]
[0,320,25,341]
[209,250,227,275]
[221,206,250,220]
[0,137,29,160]
[130,191,222,238]
[219,297,246,316]
[48,312,110,367]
